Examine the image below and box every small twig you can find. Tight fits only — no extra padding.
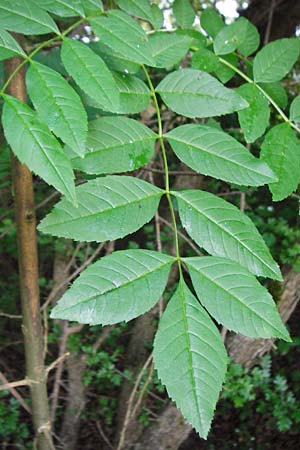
[0,311,22,319]
[46,351,70,376]
[264,0,276,45]
[159,216,202,256]
[95,421,114,449]
[0,371,31,414]
[131,362,154,419]
[0,377,36,391]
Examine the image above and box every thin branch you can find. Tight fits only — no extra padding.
[0,371,31,413]
[159,216,202,256]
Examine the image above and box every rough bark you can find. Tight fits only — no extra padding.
[4,54,53,449]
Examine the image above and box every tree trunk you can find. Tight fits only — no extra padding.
[4,54,53,450]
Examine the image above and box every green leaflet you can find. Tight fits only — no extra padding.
[69,116,156,174]
[261,123,300,201]
[214,17,248,55]
[51,249,174,324]
[165,124,276,186]
[156,69,248,118]
[38,176,163,242]
[238,19,260,57]
[253,38,300,83]
[184,256,290,341]
[149,31,192,68]
[214,53,238,84]
[61,38,120,113]
[259,82,288,109]
[117,0,154,25]
[26,61,88,158]
[37,0,84,17]
[173,0,195,29]
[0,0,59,35]
[200,8,224,39]
[173,190,282,280]
[2,95,76,203]
[290,96,300,122]
[150,4,164,29]
[192,48,219,73]
[89,41,140,75]
[82,0,103,15]
[90,10,155,66]
[0,29,25,60]
[237,83,270,143]
[153,278,227,439]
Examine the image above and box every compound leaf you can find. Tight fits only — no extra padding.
[254,38,300,83]
[165,124,276,186]
[51,249,174,324]
[69,116,156,174]
[261,123,300,201]
[185,256,290,341]
[153,278,227,439]
[2,95,76,203]
[173,189,282,280]
[156,69,248,118]
[38,176,163,241]
[26,61,88,157]
[237,83,270,143]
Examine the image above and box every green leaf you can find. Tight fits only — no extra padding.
[237,83,270,143]
[38,176,163,241]
[0,29,25,60]
[177,29,207,48]
[149,31,192,68]
[261,123,300,201]
[90,10,155,66]
[61,38,120,113]
[173,0,195,29]
[150,4,164,29]
[117,0,153,24]
[214,53,238,84]
[253,38,300,83]
[238,19,260,57]
[214,17,248,55]
[26,61,88,158]
[200,8,224,39]
[156,69,248,118]
[153,278,227,439]
[259,82,288,109]
[290,96,300,122]
[51,249,174,324]
[69,116,156,174]
[192,48,219,73]
[0,0,59,35]
[82,0,103,15]
[89,41,140,74]
[185,256,290,341]
[37,0,84,17]
[165,124,276,186]
[2,95,76,203]
[173,189,282,280]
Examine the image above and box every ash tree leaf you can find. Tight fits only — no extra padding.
[238,19,260,57]
[37,0,84,17]
[89,41,140,75]
[0,29,26,60]
[61,38,120,113]
[150,4,164,29]
[117,0,154,25]
[191,48,219,73]
[0,0,60,35]
[200,8,224,39]
[90,10,155,66]
[69,116,156,174]
[214,53,238,84]
[290,96,300,122]
[26,61,88,158]
[2,95,76,203]
[82,0,103,15]
[214,17,248,55]
[156,69,248,118]
[253,38,300,83]
[149,31,192,68]
[261,123,300,201]
[51,249,174,324]
[184,256,290,341]
[173,189,282,280]
[165,124,276,186]
[237,83,270,143]
[259,82,288,109]
[173,0,195,29]
[153,278,227,439]
[38,175,163,242]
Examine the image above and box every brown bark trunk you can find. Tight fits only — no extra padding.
[4,53,53,449]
